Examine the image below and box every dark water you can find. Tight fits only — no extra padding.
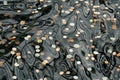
[0,0,120,80]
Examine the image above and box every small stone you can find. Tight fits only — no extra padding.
[93,51,99,54]
[73,44,80,48]
[36,49,40,52]
[11,51,15,55]
[63,35,67,39]
[49,36,53,40]
[77,32,80,34]
[73,76,78,79]
[87,67,92,71]
[69,23,75,26]
[75,34,79,37]
[12,76,17,79]
[39,78,44,80]
[27,35,31,39]
[107,49,112,53]
[112,52,117,55]
[75,1,79,4]
[49,32,52,35]
[12,47,17,51]
[102,77,108,80]
[35,45,40,49]
[65,10,70,14]
[66,71,71,74]
[91,57,95,61]
[89,19,93,23]
[14,62,19,67]
[61,10,65,13]
[76,61,81,65]
[67,54,72,58]
[3,1,7,5]
[69,48,74,53]
[43,4,48,7]
[110,37,116,41]
[37,39,43,43]
[51,44,56,48]
[24,37,28,40]
[88,54,91,57]
[62,0,66,2]
[103,14,107,17]
[44,78,47,80]
[91,25,95,28]
[56,47,60,52]
[59,71,64,75]
[35,53,40,57]
[85,57,89,60]
[17,56,21,59]
[42,60,48,65]
[47,57,51,60]
[41,37,46,40]
[36,69,40,73]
